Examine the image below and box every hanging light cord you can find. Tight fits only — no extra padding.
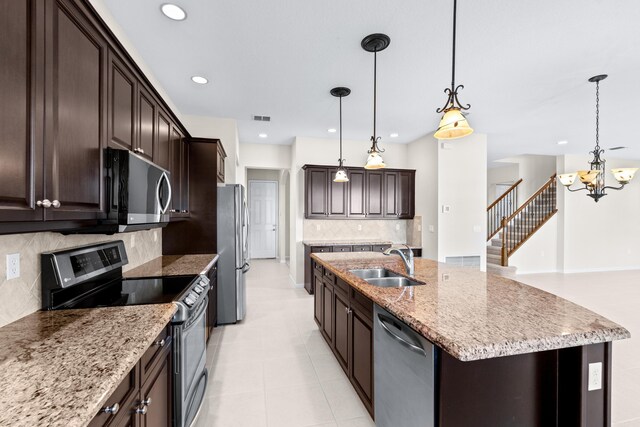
[595,80,600,151]
[451,0,457,92]
[339,95,343,166]
[373,49,378,142]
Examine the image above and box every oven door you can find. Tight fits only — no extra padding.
[175,297,208,427]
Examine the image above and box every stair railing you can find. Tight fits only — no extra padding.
[501,174,558,266]
[487,179,522,241]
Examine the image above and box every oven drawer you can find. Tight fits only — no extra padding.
[141,325,171,383]
[88,365,139,427]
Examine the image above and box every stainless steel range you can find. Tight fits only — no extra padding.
[41,240,209,427]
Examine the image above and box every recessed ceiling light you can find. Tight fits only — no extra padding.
[191,76,208,85]
[328,128,337,133]
[258,133,268,138]
[161,4,187,21]
[557,140,569,145]
[390,133,399,138]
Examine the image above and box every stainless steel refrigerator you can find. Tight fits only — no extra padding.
[217,184,249,324]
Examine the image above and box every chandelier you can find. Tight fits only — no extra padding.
[558,74,637,202]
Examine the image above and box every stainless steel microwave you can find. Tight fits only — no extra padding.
[103,148,172,232]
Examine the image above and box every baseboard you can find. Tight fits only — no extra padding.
[289,274,304,288]
[561,265,640,274]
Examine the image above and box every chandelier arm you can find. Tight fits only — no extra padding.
[436,88,454,113]
[602,184,626,191]
[565,186,589,193]
[452,85,471,110]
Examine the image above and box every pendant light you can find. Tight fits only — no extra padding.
[434,0,473,140]
[559,75,637,202]
[362,33,390,169]
[331,87,351,182]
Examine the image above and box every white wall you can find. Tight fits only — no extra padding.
[437,135,488,268]
[487,164,519,203]
[238,143,292,186]
[407,134,438,260]
[183,115,240,184]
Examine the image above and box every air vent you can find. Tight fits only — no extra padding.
[609,146,627,151]
[252,115,271,122]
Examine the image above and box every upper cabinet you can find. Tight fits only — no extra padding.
[303,165,415,220]
[0,0,44,222]
[0,0,190,233]
[217,142,227,183]
[169,127,189,218]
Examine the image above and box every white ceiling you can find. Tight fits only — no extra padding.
[101,0,640,163]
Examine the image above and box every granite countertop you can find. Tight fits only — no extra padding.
[0,304,176,427]
[311,252,630,362]
[124,254,219,278]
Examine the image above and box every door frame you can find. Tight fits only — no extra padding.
[248,179,279,259]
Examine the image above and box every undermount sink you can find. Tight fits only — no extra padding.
[348,268,424,287]
[349,268,401,280]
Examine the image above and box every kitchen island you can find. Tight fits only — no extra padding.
[311,252,630,427]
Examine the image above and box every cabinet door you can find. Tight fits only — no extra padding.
[305,167,328,218]
[383,171,398,217]
[139,348,172,427]
[216,143,226,183]
[169,126,184,215]
[328,168,348,217]
[180,138,189,213]
[137,85,155,161]
[365,171,384,217]
[0,0,44,222]
[322,281,334,344]
[350,306,374,412]
[155,110,171,171]
[313,275,323,327]
[333,290,350,372]
[44,0,107,220]
[398,171,415,219]
[347,169,366,218]
[88,365,139,427]
[207,267,218,341]
[107,52,135,152]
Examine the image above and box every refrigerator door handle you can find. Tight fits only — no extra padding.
[241,262,250,273]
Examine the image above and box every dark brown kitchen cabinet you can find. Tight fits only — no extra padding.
[90,324,172,427]
[0,0,44,222]
[155,110,171,171]
[305,166,329,218]
[169,127,189,218]
[333,289,350,372]
[43,0,107,221]
[398,171,415,219]
[383,171,398,217]
[347,170,366,217]
[137,85,155,161]
[217,142,227,183]
[206,265,218,342]
[313,273,324,326]
[365,170,384,218]
[107,52,135,152]
[328,168,348,217]
[322,279,334,343]
[350,296,374,414]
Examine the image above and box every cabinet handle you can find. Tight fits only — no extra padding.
[181,210,188,213]
[169,209,178,213]
[102,403,119,415]
[139,148,145,154]
[142,397,152,406]
[36,199,52,208]
[155,339,165,347]
[51,200,61,208]
[135,405,148,415]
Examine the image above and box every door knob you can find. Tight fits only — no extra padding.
[102,403,119,415]
[51,200,61,208]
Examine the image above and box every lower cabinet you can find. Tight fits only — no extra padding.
[206,265,218,343]
[312,264,375,418]
[89,325,172,427]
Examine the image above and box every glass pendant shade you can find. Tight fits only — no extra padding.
[558,173,577,187]
[364,151,385,169]
[612,168,638,184]
[577,170,600,186]
[334,168,349,182]
[434,108,474,140]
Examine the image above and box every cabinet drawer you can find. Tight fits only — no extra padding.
[350,288,373,319]
[311,246,333,254]
[141,326,171,383]
[313,260,324,275]
[323,268,336,284]
[333,246,352,253]
[334,277,349,295]
[89,365,138,427]
[352,245,372,252]
[371,244,391,253]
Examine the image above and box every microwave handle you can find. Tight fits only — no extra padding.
[157,172,172,214]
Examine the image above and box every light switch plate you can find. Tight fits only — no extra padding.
[441,205,451,214]
[473,225,481,233]
[588,362,602,391]
[6,253,20,280]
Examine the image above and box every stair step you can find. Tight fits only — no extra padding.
[486,263,517,279]
[487,246,501,255]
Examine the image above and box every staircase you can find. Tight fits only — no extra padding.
[486,175,558,278]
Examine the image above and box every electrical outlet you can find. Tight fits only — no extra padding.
[442,205,451,214]
[316,224,321,231]
[473,225,481,233]
[396,223,400,230]
[428,225,435,233]
[417,224,422,232]
[6,253,20,280]
[131,234,136,248]
[357,224,362,231]
[442,273,450,281]
[588,362,602,391]
[153,230,158,242]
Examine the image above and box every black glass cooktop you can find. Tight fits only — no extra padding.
[63,275,197,309]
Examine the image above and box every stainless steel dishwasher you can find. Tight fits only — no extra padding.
[374,304,436,427]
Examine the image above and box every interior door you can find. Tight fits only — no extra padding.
[248,180,278,259]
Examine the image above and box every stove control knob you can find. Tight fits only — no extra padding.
[188,291,198,300]
[184,297,195,307]
[194,285,204,294]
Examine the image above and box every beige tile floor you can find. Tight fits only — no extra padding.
[195,259,375,427]
[195,261,640,427]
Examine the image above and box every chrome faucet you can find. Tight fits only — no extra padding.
[383,245,414,276]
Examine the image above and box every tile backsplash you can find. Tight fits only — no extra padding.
[0,230,162,328]
[303,218,422,246]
